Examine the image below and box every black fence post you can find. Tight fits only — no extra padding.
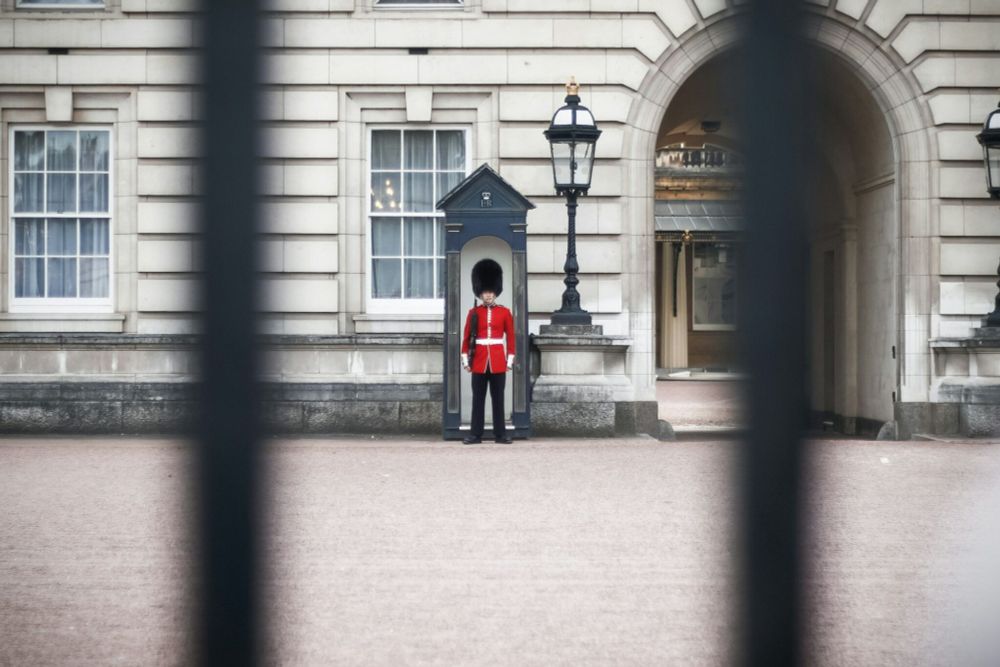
[195,1,263,664]
[739,0,813,665]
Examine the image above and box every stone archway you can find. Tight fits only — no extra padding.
[622,9,934,433]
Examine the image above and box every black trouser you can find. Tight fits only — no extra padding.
[470,370,506,439]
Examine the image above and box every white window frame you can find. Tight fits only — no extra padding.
[15,0,105,8]
[8,125,115,314]
[691,241,737,332]
[374,0,461,8]
[366,126,469,315]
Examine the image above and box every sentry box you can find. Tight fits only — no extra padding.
[436,164,535,440]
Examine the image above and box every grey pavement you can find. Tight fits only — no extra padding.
[657,379,746,430]
[2,435,1000,665]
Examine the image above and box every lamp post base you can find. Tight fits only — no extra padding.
[539,322,604,336]
[550,309,593,326]
[982,311,1000,329]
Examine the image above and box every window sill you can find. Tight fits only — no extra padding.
[0,312,125,333]
[354,313,443,334]
[363,4,475,17]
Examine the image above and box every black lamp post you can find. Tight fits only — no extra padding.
[977,101,1000,326]
[544,78,602,326]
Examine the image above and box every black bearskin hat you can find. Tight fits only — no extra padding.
[472,259,503,298]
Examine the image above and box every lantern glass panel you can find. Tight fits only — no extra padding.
[573,141,595,187]
[551,141,574,188]
[553,108,575,126]
[986,144,1000,194]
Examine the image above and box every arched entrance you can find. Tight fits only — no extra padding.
[806,50,897,432]
[626,11,932,434]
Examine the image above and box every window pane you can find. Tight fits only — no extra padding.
[15,258,44,298]
[372,130,401,170]
[47,174,77,213]
[372,218,401,256]
[14,174,44,213]
[404,130,432,169]
[80,131,110,171]
[18,0,104,4]
[694,277,737,326]
[436,130,464,171]
[404,173,433,211]
[436,219,444,255]
[372,259,401,298]
[404,259,434,298]
[80,258,110,298]
[436,258,444,299]
[404,218,434,256]
[436,172,463,202]
[371,172,401,212]
[47,131,77,171]
[47,258,77,297]
[47,219,78,255]
[80,174,109,212]
[80,219,110,255]
[692,243,737,326]
[15,219,45,255]
[14,131,44,171]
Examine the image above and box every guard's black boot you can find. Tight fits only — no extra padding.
[463,436,482,444]
[495,436,513,444]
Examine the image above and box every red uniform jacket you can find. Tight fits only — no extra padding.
[461,304,515,373]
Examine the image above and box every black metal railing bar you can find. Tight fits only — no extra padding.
[739,0,812,665]
[195,2,264,665]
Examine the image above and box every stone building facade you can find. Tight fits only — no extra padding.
[1,0,999,436]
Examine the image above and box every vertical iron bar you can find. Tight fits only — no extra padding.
[739,0,812,665]
[196,1,262,665]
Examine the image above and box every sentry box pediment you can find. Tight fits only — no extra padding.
[435,163,536,214]
[436,163,535,440]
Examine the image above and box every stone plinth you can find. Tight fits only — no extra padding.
[530,328,658,437]
[928,327,1000,437]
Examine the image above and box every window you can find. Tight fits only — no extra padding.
[10,128,112,311]
[376,0,461,5]
[692,242,737,330]
[17,0,104,7]
[368,128,466,312]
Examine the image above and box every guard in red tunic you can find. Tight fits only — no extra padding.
[461,259,515,444]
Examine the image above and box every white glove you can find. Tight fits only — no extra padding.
[461,354,469,368]
[507,354,514,367]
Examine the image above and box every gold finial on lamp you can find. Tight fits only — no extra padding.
[566,77,579,96]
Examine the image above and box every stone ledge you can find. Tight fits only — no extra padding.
[0,332,444,348]
[531,333,632,349]
[931,324,1000,349]
[0,312,125,334]
[933,377,1000,405]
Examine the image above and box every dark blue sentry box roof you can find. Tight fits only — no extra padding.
[436,163,536,213]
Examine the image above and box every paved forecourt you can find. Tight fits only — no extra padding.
[2,435,1000,665]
